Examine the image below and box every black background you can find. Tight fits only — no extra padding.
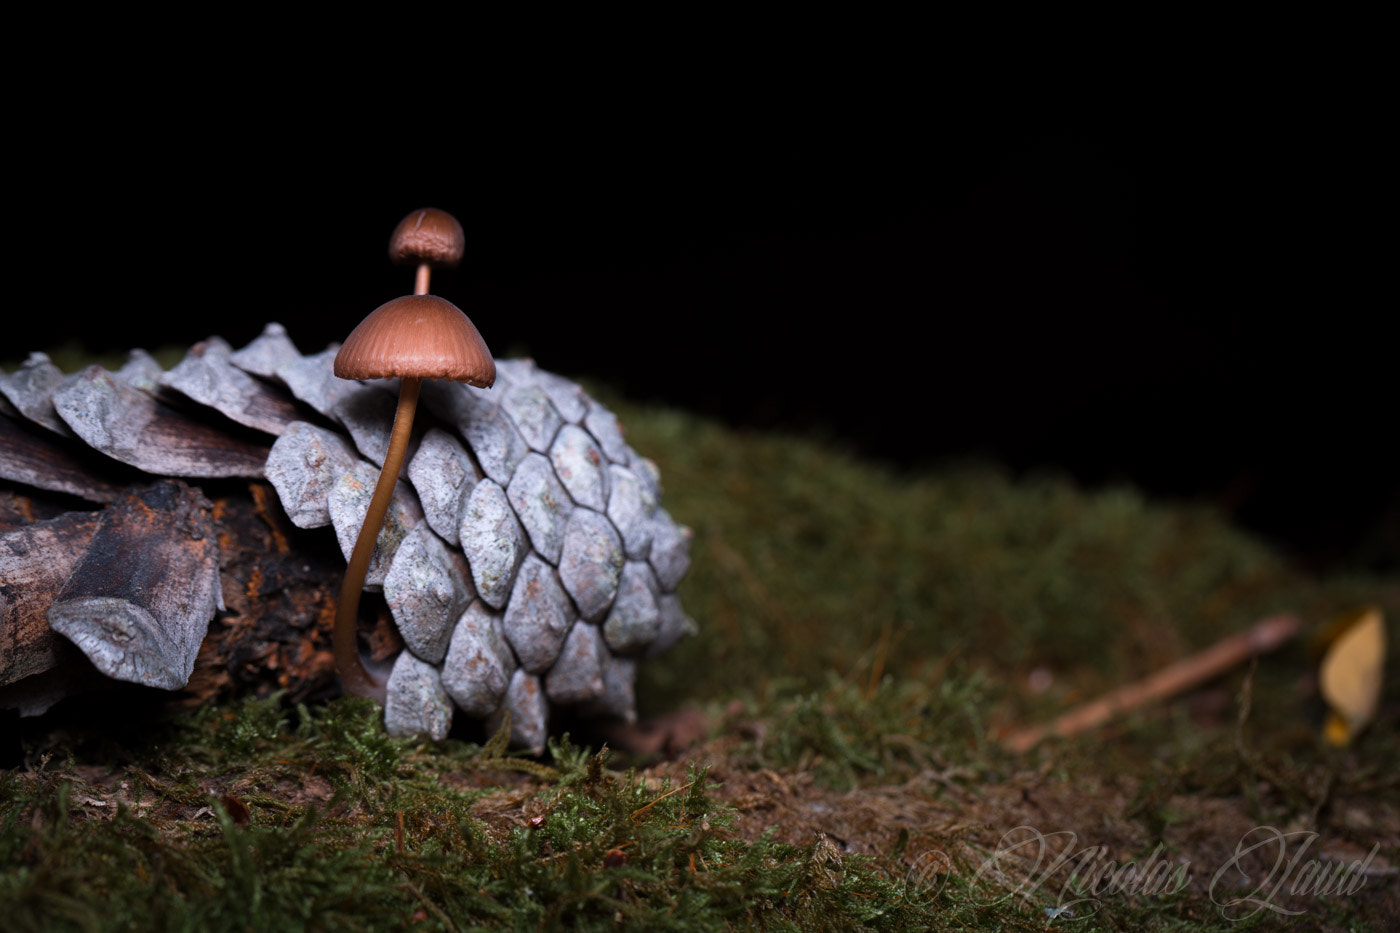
[9,98,1393,572]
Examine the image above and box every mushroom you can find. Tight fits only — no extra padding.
[332,209,493,701]
[389,207,466,297]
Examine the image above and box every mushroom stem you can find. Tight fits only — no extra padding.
[415,263,431,296]
[333,375,422,702]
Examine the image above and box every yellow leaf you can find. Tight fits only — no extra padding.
[1319,606,1386,746]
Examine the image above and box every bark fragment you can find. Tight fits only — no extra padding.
[0,510,101,685]
[46,481,222,690]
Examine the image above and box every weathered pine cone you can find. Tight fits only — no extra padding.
[0,327,694,751]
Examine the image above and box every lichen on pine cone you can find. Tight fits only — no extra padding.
[0,325,695,751]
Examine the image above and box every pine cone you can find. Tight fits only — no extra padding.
[0,327,694,751]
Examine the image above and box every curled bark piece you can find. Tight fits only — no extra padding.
[384,651,453,740]
[383,524,473,664]
[160,339,302,435]
[487,668,548,755]
[0,413,125,503]
[263,422,362,529]
[559,509,624,621]
[46,481,222,690]
[0,352,77,437]
[545,622,606,704]
[229,322,302,379]
[407,428,480,546]
[503,554,576,673]
[52,366,269,478]
[441,601,514,716]
[506,452,573,564]
[0,510,101,685]
[327,462,423,591]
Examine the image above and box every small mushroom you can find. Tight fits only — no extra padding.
[389,207,465,297]
[332,209,494,702]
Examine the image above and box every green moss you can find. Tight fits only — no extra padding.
[732,669,998,790]
[0,704,950,931]
[4,388,1397,931]
[605,395,1397,714]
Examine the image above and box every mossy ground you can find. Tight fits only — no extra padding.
[3,386,1398,930]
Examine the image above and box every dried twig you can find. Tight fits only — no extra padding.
[1001,613,1301,753]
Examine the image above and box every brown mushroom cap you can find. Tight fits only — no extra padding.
[334,294,496,386]
[389,208,466,268]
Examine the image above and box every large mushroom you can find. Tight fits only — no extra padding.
[332,209,493,701]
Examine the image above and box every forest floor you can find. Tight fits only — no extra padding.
[3,389,1398,931]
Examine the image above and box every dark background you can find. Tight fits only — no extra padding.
[10,103,1393,571]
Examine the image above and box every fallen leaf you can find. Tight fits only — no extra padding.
[1319,606,1386,746]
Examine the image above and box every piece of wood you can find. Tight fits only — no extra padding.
[0,509,101,685]
[1001,613,1302,753]
[0,480,395,715]
[47,481,224,690]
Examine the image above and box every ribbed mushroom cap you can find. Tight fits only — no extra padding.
[389,208,466,268]
[335,295,496,386]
